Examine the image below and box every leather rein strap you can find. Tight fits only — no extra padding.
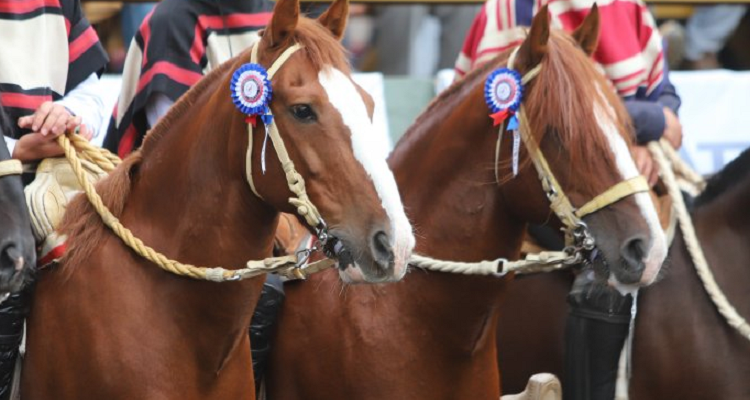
[504,48,649,248]
[0,159,22,177]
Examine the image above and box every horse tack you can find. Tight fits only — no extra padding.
[412,45,650,276]
[0,160,22,178]
[649,140,750,341]
[55,41,337,283]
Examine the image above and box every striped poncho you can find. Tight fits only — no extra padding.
[104,0,273,157]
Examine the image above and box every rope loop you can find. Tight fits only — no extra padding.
[649,140,750,341]
[55,130,333,282]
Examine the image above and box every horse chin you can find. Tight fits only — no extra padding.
[607,275,640,296]
[337,262,400,284]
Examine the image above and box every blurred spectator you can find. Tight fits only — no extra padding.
[375,5,480,77]
[104,0,273,157]
[1,0,108,158]
[121,3,156,46]
[684,5,748,69]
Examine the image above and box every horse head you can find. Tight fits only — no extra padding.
[0,103,35,296]
[233,0,414,283]
[498,6,666,291]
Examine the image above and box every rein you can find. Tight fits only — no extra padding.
[54,42,337,282]
[411,46,649,276]
[0,159,22,177]
[649,140,750,341]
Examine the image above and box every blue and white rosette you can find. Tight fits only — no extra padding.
[231,63,274,173]
[485,67,524,177]
[484,67,523,130]
[230,63,273,123]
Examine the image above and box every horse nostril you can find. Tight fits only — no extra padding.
[370,230,395,266]
[621,235,647,272]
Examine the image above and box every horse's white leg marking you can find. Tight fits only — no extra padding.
[594,99,667,288]
[319,68,415,279]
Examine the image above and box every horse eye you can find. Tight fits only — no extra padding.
[290,104,317,122]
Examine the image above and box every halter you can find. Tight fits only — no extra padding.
[0,159,22,178]
[501,47,650,260]
[44,42,342,283]
[244,43,333,250]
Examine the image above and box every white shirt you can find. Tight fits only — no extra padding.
[4,72,106,155]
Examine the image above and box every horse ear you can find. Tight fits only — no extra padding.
[572,4,600,57]
[262,0,300,48]
[515,5,550,71]
[317,0,349,40]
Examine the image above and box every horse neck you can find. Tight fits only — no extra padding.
[388,82,527,337]
[118,97,277,351]
[690,170,750,315]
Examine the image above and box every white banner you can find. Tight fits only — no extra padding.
[671,70,750,174]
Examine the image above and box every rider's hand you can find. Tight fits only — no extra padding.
[11,132,65,161]
[12,123,93,162]
[662,107,682,150]
[632,145,659,187]
[17,101,82,137]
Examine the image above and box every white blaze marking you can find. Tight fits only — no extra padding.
[318,68,415,278]
[594,94,667,287]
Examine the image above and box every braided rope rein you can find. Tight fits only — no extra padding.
[56,132,333,282]
[648,140,750,341]
[410,250,577,277]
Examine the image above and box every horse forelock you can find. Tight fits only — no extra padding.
[524,32,633,192]
[287,18,350,74]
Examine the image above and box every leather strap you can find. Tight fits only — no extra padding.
[575,176,649,219]
[0,159,22,177]
[245,43,322,228]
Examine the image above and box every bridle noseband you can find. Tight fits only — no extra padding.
[500,47,650,262]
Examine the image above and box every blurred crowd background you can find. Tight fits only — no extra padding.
[82,1,750,77]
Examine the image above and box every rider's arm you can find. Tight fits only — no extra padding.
[55,73,106,144]
[145,93,174,128]
[624,100,665,144]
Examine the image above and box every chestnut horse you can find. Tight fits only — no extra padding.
[0,103,35,296]
[20,0,414,398]
[496,147,750,399]
[266,7,666,399]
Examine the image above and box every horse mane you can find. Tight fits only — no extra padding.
[59,16,350,273]
[694,147,750,207]
[397,31,632,189]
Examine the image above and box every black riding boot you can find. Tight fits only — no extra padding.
[563,272,632,400]
[249,274,285,394]
[0,287,31,400]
